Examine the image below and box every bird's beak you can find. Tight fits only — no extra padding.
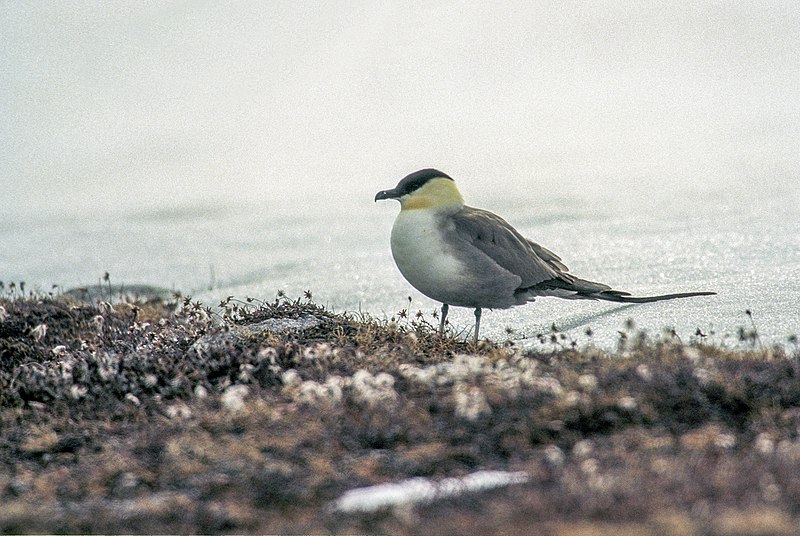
[374,188,399,202]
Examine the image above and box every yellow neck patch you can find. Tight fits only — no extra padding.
[399,178,465,211]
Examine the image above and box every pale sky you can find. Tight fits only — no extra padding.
[2,1,799,214]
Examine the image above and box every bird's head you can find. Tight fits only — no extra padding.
[374,169,464,210]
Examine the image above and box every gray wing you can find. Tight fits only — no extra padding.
[449,206,714,303]
[449,206,577,289]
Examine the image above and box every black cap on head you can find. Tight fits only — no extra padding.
[375,168,452,201]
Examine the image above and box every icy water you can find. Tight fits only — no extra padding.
[3,180,798,350]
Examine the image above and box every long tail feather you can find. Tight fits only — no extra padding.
[524,277,716,303]
[594,291,716,303]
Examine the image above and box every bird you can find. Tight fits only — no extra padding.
[375,168,716,344]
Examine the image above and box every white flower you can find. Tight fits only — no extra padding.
[30,323,47,342]
[281,369,302,387]
[578,374,598,390]
[543,445,565,466]
[453,383,491,421]
[755,433,775,455]
[69,385,88,399]
[221,385,249,412]
[617,396,637,410]
[636,364,652,381]
[351,369,398,407]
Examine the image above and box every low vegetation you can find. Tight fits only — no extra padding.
[1,288,799,534]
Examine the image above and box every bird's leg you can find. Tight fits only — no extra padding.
[439,303,449,335]
[473,307,482,345]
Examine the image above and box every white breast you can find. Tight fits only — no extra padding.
[390,209,466,304]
